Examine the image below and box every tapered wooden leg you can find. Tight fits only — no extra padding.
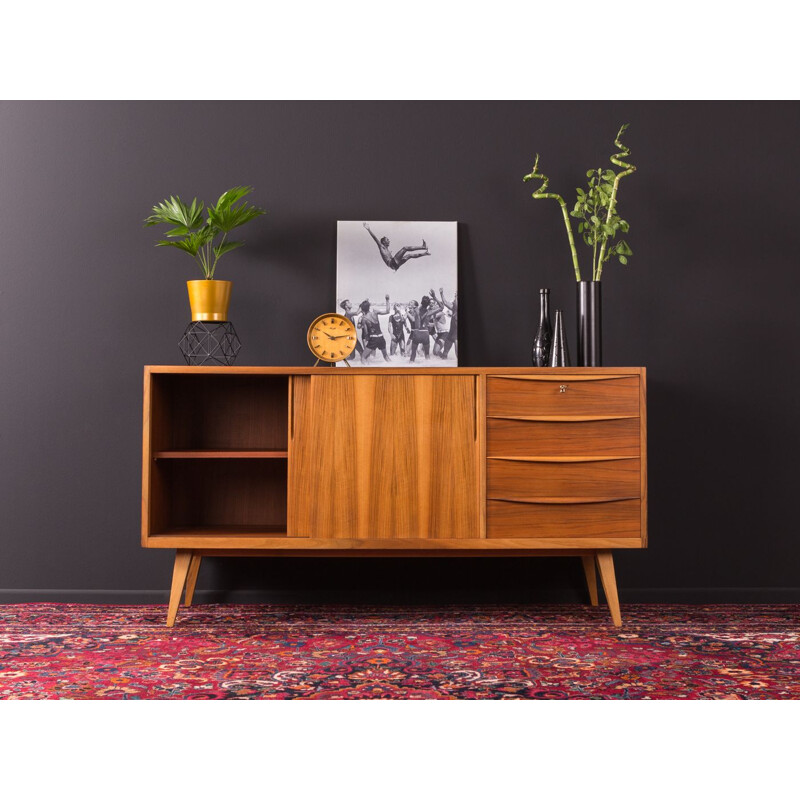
[581,555,599,606]
[166,550,193,628]
[184,555,202,606]
[595,551,622,627]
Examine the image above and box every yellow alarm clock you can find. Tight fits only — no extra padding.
[307,313,358,366]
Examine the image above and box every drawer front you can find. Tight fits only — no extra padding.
[486,499,641,539]
[487,457,640,499]
[487,375,639,418]
[487,417,640,458]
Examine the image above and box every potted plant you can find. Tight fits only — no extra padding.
[145,186,266,321]
[523,125,636,366]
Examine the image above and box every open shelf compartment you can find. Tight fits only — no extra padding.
[150,458,288,537]
[150,373,289,452]
[145,373,292,541]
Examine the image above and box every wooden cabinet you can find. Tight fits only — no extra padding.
[142,367,646,627]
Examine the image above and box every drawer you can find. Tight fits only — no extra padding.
[487,417,640,458]
[487,457,640,499]
[487,375,639,418]
[486,498,641,539]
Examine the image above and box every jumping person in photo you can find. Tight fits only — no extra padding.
[389,303,411,357]
[363,222,430,271]
[339,299,364,361]
[359,295,392,363]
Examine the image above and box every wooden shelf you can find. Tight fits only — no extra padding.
[160,525,288,537]
[154,449,288,459]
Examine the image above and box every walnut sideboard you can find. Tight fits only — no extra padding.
[142,366,647,626]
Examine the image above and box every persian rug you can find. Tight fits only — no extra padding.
[0,604,797,699]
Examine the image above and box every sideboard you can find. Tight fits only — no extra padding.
[142,366,647,626]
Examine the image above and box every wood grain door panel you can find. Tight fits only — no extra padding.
[288,374,478,539]
[486,417,640,457]
[486,498,641,539]
[487,375,639,417]
[487,457,640,499]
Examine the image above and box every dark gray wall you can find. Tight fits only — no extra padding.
[1,101,798,603]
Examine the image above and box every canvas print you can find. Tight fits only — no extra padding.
[336,221,458,367]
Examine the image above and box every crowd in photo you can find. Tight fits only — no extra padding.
[339,288,458,365]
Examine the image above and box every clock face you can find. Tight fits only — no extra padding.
[307,313,358,363]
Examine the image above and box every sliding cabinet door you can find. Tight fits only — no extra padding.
[288,374,479,539]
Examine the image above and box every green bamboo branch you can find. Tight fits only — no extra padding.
[596,124,636,280]
[524,155,582,281]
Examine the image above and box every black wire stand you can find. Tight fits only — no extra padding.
[179,321,242,366]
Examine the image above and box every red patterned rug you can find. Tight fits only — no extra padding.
[1,603,798,699]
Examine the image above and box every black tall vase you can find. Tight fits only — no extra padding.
[577,280,602,366]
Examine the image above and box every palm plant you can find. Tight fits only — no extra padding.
[523,125,636,281]
[144,186,266,279]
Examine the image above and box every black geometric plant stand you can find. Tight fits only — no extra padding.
[179,321,242,366]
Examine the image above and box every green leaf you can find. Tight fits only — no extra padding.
[207,199,266,233]
[619,255,628,265]
[214,186,254,211]
[586,169,595,178]
[156,228,215,256]
[213,241,245,259]
[144,195,204,230]
[156,239,200,256]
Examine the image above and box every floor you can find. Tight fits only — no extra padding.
[1,603,797,699]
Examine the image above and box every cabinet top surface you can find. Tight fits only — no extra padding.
[145,366,645,376]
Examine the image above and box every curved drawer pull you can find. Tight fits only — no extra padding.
[488,414,637,422]
[488,496,640,505]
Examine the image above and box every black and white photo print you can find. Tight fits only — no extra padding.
[336,221,458,367]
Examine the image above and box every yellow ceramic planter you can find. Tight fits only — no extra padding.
[187,280,232,321]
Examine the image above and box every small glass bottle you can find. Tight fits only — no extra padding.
[532,288,552,367]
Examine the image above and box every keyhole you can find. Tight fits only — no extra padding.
[559,384,568,393]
